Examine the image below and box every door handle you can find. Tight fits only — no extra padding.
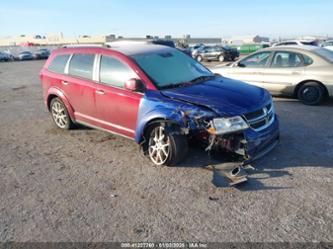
[292,71,301,75]
[61,80,69,85]
[95,90,105,95]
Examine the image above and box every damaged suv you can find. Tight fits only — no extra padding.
[40,44,279,166]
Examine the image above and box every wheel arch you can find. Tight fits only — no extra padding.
[47,94,58,110]
[140,118,181,143]
[46,88,75,121]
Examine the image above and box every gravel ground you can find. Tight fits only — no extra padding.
[0,60,332,242]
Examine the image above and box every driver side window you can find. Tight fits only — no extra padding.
[99,55,138,88]
[239,52,271,68]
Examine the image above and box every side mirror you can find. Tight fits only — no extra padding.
[237,62,246,68]
[124,78,145,92]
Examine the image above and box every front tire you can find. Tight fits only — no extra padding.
[218,55,225,62]
[148,124,188,166]
[297,82,325,105]
[50,97,74,129]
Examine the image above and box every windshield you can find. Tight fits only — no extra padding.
[313,48,333,63]
[131,49,213,89]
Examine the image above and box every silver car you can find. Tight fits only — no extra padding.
[211,46,333,105]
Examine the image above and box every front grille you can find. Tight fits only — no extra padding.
[244,103,274,131]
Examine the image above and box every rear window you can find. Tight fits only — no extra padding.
[48,54,70,74]
[303,55,313,65]
[313,48,333,63]
[68,54,95,80]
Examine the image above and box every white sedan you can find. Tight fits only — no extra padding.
[211,46,333,105]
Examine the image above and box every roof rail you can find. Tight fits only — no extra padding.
[62,44,110,48]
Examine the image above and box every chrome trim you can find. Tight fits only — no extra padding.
[246,108,273,124]
[64,54,73,74]
[250,115,275,132]
[75,112,135,133]
[243,102,275,132]
[76,120,134,140]
[92,54,101,82]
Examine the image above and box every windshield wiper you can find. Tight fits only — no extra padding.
[189,75,215,83]
[159,75,215,90]
[159,82,192,90]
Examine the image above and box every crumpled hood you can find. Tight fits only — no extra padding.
[161,77,271,116]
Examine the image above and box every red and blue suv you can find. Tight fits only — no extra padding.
[40,44,279,166]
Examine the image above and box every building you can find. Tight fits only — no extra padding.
[0,33,107,46]
[0,33,221,47]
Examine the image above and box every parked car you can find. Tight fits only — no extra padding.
[189,43,205,56]
[321,40,333,51]
[40,44,279,166]
[0,52,12,62]
[4,51,15,61]
[149,39,192,56]
[34,48,50,59]
[18,51,34,60]
[193,45,239,62]
[189,43,204,51]
[272,40,318,47]
[211,46,333,105]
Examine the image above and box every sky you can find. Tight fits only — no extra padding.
[0,0,332,38]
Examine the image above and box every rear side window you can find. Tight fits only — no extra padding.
[68,54,95,80]
[277,42,296,46]
[286,42,297,45]
[303,55,313,65]
[99,56,137,88]
[48,54,70,74]
[271,52,302,67]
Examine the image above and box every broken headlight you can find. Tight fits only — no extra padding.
[210,116,249,135]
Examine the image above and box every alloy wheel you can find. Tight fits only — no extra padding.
[148,126,170,165]
[51,101,68,129]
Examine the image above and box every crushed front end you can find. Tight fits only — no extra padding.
[190,101,279,164]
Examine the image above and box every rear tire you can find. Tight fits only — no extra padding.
[50,97,74,130]
[218,55,225,62]
[147,124,188,166]
[297,82,325,105]
[196,55,203,62]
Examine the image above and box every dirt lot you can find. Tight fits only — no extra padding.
[0,60,332,242]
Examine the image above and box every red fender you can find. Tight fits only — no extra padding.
[47,87,75,121]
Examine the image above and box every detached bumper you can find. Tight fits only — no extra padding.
[243,114,280,162]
